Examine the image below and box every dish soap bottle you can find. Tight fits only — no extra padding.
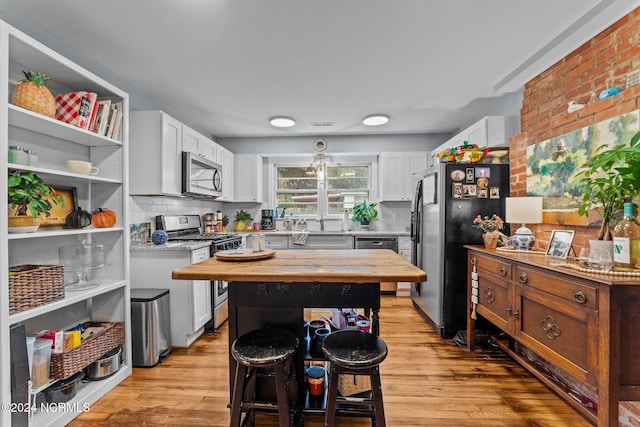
[613,198,640,271]
[342,209,350,231]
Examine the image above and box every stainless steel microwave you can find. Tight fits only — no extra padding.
[182,152,222,198]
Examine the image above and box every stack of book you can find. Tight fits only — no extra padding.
[54,91,123,141]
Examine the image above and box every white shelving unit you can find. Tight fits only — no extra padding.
[0,20,131,426]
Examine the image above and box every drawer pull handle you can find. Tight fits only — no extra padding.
[541,315,561,340]
[507,304,512,315]
[513,308,520,320]
[485,288,496,304]
[500,266,508,276]
[518,272,528,283]
[471,257,477,266]
[574,290,587,304]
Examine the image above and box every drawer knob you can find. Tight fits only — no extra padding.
[513,308,520,320]
[471,257,477,265]
[574,290,587,304]
[541,315,561,340]
[507,304,512,315]
[518,272,528,283]
[485,288,496,304]
[500,266,508,276]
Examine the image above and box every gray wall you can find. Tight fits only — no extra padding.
[218,133,450,155]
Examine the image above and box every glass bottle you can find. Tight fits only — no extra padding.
[613,200,640,271]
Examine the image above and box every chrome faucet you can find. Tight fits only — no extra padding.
[317,215,325,231]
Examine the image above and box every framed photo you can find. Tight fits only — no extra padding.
[465,167,475,183]
[40,186,77,227]
[546,230,575,259]
[475,167,490,178]
[489,186,500,199]
[463,184,477,197]
[478,188,488,198]
[131,222,151,244]
[452,182,463,198]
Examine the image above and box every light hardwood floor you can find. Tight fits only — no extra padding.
[69,296,590,426]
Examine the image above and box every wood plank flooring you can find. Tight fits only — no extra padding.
[68,296,590,426]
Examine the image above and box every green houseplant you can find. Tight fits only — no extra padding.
[233,210,253,232]
[574,130,640,240]
[352,201,378,226]
[8,170,64,233]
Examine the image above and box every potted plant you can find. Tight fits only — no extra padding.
[352,201,378,227]
[472,214,506,248]
[8,170,64,233]
[233,210,252,232]
[575,131,640,242]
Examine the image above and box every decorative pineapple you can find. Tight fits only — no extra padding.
[12,71,56,117]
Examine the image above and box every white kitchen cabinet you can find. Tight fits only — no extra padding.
[288,234,354,249]
[265,235,288,249]
[397,237,412,296]
[220,146,235,201]
[1,20,131,427]
[130,245,212,348]
[130,111,183,196]
[182,125,215,161]
[379,152,428,201]
[234,154,264,202]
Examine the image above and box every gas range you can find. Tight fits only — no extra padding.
[156,215,242,252]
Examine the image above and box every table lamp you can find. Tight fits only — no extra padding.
[505,196,543,251]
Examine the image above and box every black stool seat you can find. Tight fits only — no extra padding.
[232,327,298,367]
[230,328,301,427]
[321,330,388,427]
[321,330,387,368]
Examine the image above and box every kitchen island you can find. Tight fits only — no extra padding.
[172,248,426,419]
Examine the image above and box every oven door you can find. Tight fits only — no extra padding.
[182,151,222,198]
[213,279,228,306]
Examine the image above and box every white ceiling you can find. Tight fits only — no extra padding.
[1,0,638,138]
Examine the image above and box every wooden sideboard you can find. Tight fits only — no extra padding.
[465,246,640,427]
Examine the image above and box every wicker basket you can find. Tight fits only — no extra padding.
[50,322,125,380]
[338,373,371,396]
[9,264,65,314]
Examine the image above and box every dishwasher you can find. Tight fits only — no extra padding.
[355,236,398,252]
[355,236,399,294]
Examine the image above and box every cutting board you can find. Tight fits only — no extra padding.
[214,248,276,262]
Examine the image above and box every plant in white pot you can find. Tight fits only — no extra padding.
[8,170,64,233]
[574,130,640,256]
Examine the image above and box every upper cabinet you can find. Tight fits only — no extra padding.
[1,20,131,426]
[220,146,235,201]
[429,116,520,167]
[182,125,215,161]
[379,152,428,201]
[234,154,264,202]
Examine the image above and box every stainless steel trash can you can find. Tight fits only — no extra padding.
[131,288,171,367]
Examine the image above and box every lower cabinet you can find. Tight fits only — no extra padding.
[130,246,212,347]
[467,247,640,427]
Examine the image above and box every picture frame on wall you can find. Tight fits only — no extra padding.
[40,186,77,227]
[546,229,575,259]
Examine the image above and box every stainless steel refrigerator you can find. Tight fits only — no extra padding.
[411,162,509,338]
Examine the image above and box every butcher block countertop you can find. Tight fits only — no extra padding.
[171,248,427,283]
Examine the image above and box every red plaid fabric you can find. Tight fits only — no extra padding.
[55,91,95,129]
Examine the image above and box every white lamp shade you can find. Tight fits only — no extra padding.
[505,197,543,225]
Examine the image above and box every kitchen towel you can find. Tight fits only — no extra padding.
[291,231,310,245]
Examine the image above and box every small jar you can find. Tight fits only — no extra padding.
[26,150,38,166]
[8,146,27,165]
[306,366,326,397]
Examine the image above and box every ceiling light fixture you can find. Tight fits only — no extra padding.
[269,116,296,128]
[362,114,389,126]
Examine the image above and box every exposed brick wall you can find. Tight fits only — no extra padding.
[510,7,640,252]
[508,6,640,423]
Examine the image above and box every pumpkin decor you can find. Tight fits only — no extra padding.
[12,71,56,118]
[92,208,116,228]
[65,207,92,229]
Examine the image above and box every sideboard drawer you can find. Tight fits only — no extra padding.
[473,253,513,280]
[514,266,597,310]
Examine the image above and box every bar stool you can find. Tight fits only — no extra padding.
[321,330,388,427]
[230,328,301,427]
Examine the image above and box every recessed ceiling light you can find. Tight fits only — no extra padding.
[270,116,296,128]
[362,114,389,126]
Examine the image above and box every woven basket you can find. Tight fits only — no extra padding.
[50,322,125,380]
[9,264,65,314]
[338,373,371,396]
